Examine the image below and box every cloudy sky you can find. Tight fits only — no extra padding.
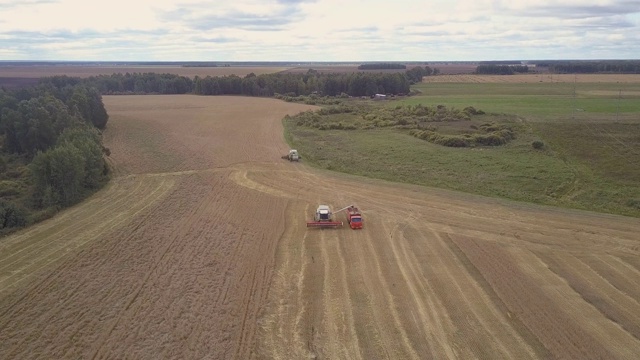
[1,0,639,61]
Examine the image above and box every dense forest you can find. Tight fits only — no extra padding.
[547,61,640,74]
[0,81,109,234]
[532,60,640,74]
[475,65,529,75]
[358,63,407,70]
[472,60,640,75]
[40,67,441,97]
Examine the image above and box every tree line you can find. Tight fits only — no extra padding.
[475,65,529,75]
[0,82,109,233]
[358,63,407,70]
[40,67,441,98]
[195,71,411,97]
[536,60,640,74]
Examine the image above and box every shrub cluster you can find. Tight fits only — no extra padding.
[409,130,471,147]
[274,93,343,105]
[288,103,473,131]
[409,122,515,147]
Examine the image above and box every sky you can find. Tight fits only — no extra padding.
[0,0,639,61]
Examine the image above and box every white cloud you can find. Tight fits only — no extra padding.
[0,0,638,60]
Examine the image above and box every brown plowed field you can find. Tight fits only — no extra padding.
[1,95,639,359]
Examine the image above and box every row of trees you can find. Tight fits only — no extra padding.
[43,73,194,95]
[539,60,640,74]
[41,67,434,98]
[193,71,411,97]
[358,63,407,70]
[0,82,109,232]
[475,65,529,75]
[406,66,439,83]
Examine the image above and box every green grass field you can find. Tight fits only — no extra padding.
[285,80,640,217]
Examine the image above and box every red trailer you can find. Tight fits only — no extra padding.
[345,206,363,229]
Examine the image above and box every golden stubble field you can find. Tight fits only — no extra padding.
[1,95,639,359]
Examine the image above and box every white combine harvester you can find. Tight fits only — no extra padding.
[281,149,300,162]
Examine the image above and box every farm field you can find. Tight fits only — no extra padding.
[424,73,640,83]
[1,95,640,359]
[286,75,640,217]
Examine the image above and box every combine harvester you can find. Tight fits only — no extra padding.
[306,205,363,229]
[281,149,300,162]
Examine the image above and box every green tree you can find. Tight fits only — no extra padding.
[57,126,106,188]
[0,200,27,230]
[31,143,85,206]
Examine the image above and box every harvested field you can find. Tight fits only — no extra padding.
[1,95,639,359]
[423,73,640,83]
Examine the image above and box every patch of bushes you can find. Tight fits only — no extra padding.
[409,123,515,148]
[473,133,508,146]
[626,199,640,210]
[0,180,24,197]
[463,106,486,116]
[288,103,476,131]
[0,200,27,231]
[532,140,545,149]
[275,93,343,105]
[409,130,471,147]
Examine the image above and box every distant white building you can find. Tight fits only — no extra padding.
[374,94,386,100]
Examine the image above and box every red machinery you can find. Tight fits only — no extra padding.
[306,205,363,229]
[345,206,363,229]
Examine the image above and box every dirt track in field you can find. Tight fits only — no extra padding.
[1,95,640,359]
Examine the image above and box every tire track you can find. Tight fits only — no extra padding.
[356,219,424,359]
[318,228,362,359]
[386,221,456,359]
[451,235,621,359]
[405,221,539,359]
[539,253,640,344]
[0,177,174,296]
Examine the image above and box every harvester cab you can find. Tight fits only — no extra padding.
[315,205,331,221]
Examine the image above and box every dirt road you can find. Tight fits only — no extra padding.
[1,95,639,359]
